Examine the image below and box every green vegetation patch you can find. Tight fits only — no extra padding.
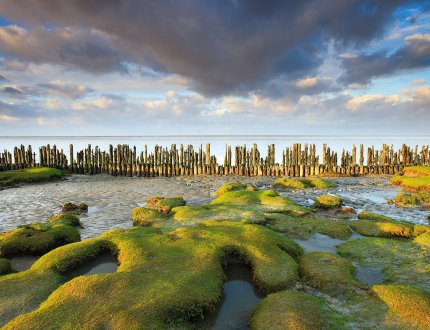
[0,167,62,187]
[1,221,301,328]
[266,213,352,240]
[215,182,258,196]
[414,232,430,248]
[47,213,81,227]
[132,188,311,229]
[0,222,80,258]
[338,237,430,291]
[250,290,345,330]
[391,166,430,192]
[146,196,186,213]
[350,216,430,238]
[0,258,12,275]
[299,252,360,296]
[314,195,342,209]
[394,192,430,208]
[357,211,394,222]
[273,177,336,190]
[372,285,430,330]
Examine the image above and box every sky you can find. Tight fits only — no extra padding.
[0,1,429,136]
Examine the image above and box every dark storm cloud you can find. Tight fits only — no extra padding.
[342,33,430,84]
[0,26,126,73]
[0,0,418,95]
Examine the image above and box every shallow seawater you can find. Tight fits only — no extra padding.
[9,256,40,272]
[292,233,346,254]
[66,253,118,278]
[354,263,384,285]
[197,257,263,330]
[279,176,429,224]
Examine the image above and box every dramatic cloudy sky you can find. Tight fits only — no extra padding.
[0,0,429,135]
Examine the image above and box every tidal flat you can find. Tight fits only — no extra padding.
[0,171,430,329]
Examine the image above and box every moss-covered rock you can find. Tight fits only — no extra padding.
[1,221,301,328]
[0,223,80,258]
[146,196,186,213]
[0,167,62,187]
[357,211,393,222]
[250,290,344,330]
[0,258,12,275]
[391,166,430,193]
[60,202,88,214]
[215,182,258,196]
[131,207,169,226]
[338,237,430,291]
[394,192,430,208]
[372,285,430,330]
[414,232,430,248]
[47,213,81,227]
[314,195,342,209]
[273,177,336,190]
[299,252,360,296]
[350,216,430,238]
[266,213,352,240]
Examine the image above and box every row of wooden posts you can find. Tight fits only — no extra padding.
[1,143,429,177]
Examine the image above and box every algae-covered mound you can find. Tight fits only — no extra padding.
[0,221,302,328]
[250,290,343,330]
[414,232,430,248]
[60,202,88,214]
[352,211,430,238]
[391,166,430,193]
[0,167,62,187]
[0,258,12,275]
[393,192,430,208]
[372,285,430,330]
[299,251,360,296]
[273,177,336,190]
[0,213,81,258]
[132,186,311,228]
[146,196,186,213]
[47,213,81,227]
[265,213,352,240]
[215,182,258,196]
[338,237,430,291]
[314,195,342,209]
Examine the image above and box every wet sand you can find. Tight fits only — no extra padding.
[0,174,428,239]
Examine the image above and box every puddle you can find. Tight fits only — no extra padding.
[9,256,40,272]
[197,256,263,330]
[292,233,346,254]
[354,263,384,285]
[66,253,118,278]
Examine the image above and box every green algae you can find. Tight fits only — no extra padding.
[0,258,12,275]
[265,213,352,240]
[394,192,430,208]
[132,188,311,229]
[391,166,430,193]
[250,290,346,330]
[299,252,360,296]
[273,177,336,190]
[47,213,81,227]
[357,211,394,222]
[146,196,186,213]
[215,182,258,196]
[372,285,430,330]
[338,237,430,292]
[0,222,80,258]
[314,195,342,209]
[0,167,62,187]
[0,221,301,328]
[414,232,430,248]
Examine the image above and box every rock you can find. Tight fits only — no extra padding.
[61,202,88,214]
